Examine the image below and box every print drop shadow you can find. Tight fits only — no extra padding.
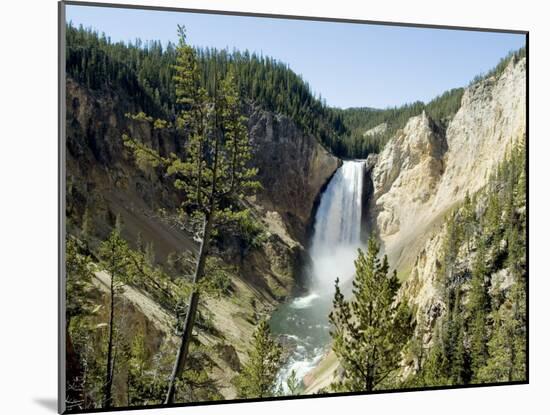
[34,398,57,413]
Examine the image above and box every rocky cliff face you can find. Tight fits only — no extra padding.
[364,122,388,137]
[65,76,338,398]
[247,107,340,243]
[368,57,526,273]
[304,57,526,393]
[386,57,526,376]
[66,78,338,250]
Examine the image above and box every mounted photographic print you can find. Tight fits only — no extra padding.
[58,1,528,413]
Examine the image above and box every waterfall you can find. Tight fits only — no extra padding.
[309,160,365,292]
[270,160,366,392]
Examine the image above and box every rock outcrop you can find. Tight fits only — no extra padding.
[304,56,526,393]
[386,57,526,373]
[364,122,388,137]
[66,77,338,250]
[247,107,340,243]
[368,57,526,273]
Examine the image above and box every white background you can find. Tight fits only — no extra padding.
[0,0,547,413]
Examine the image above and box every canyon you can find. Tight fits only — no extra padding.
[65,43,526,401]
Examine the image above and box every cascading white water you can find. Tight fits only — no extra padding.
[270,160,366,392]
[309,160,365,292]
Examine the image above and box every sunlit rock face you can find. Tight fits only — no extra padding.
[395,58,527,355]
[303,57,526,393]
[368,57,526,272]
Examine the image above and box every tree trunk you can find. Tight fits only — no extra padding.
[103,266,115,408]
[366,350,375,392]
[65,321,83,410]
[165,213,214,404]
[165,74,221,404]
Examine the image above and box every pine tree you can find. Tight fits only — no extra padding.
[477,308,516,382]
[478,236,526,383]
[329,236,412,392]
[477,137,526,383]
[235,320,282,398]
[286,370,300,396]
[98,229,131,408]
[420,322,449,386]
[404,310,428,387]
[65,237,96,409]
[123,25,260,404]
[449,301,469,385]
[66,237,95,323]
[126,329,147,405]
[468,238,490,381]
[125,328,166,405]
[413,138,526,388]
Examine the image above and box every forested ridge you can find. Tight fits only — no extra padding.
[64,21,526,410]
[333,88,464,157]
[66,23,525,159]
[332,48,526,157]
[66,23,346,156]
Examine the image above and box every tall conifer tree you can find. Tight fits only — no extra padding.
[329,237,412,392]
[235,320,282,398]
[98,229,130,408]
[123,25,259,404]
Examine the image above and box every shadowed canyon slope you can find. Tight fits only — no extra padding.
[66,75,338,398]
[248,107,340,243]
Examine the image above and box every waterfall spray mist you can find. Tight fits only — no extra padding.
[270,160,366,392]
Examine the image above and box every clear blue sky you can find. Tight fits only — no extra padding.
[66,4,525,109]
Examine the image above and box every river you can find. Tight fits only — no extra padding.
[270,160,366,393]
